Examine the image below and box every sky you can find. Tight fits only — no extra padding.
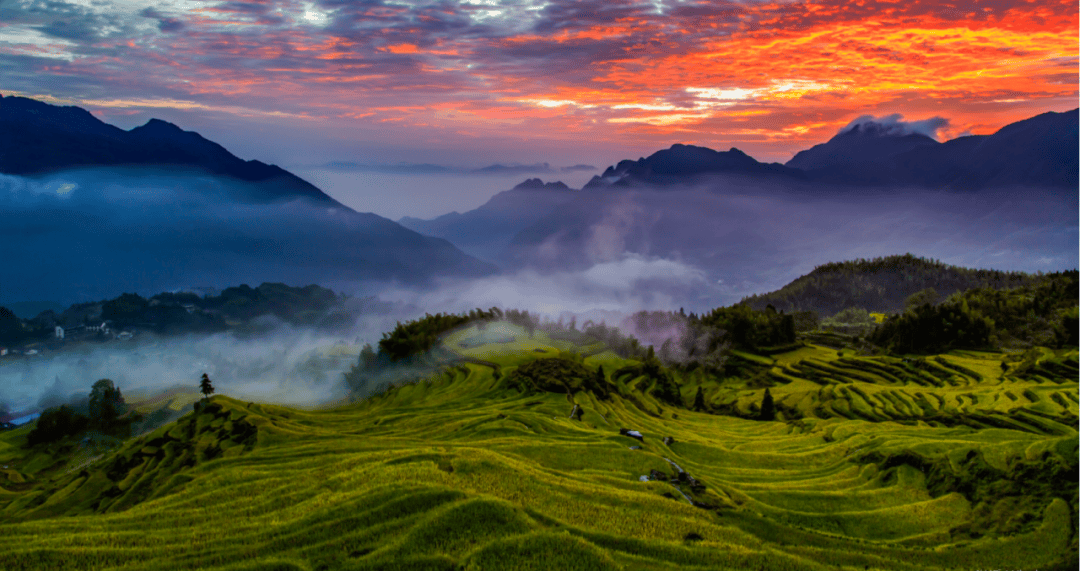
[1,0,1077,217]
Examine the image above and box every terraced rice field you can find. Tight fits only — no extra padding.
[0,328,1075,570]
[719,345,1078,436]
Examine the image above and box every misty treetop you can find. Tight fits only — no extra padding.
[26,379,142,446]
[378,308,502,362]
[88,379,126,430]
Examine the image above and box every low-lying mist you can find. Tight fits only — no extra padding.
[501,178,1078,303]
[1,328,352,416]
[0,168,488,305]
[3,169,1076,419]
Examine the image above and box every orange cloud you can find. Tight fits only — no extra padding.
[1,0,1074,162]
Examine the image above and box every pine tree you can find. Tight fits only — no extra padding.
[200,373,215,400]
[693,386,705,411]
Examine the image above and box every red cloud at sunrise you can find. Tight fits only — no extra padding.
[1,0,1076,164]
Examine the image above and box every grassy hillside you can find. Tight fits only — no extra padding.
[0,322,1076,570]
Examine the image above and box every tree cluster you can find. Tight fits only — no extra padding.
[698,304,796,351]
[870,300,995,354]
[502,309,540,337]
[870,271,1078,353]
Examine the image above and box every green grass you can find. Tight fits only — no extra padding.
[0,330,1075,570]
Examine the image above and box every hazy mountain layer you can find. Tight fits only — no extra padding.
[583,144,804,188]
[0,97,499,305]
[398,178,577,263]
[395,109,1076,307]
[497,183,1076,304]
[0,166,497,304]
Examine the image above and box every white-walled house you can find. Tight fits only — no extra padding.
[86,322,111,335]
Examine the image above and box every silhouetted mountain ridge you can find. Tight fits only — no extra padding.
[785,109,1078,190]
[575,109,1077,191]
[0,95,336,205]
[584,144,805,188]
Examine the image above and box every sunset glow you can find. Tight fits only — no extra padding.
[1,0,1076,164]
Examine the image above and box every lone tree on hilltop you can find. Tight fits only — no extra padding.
[200,373,215,400]
[758,388,775,421]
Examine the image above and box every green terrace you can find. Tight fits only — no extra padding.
[0,321,1076,570]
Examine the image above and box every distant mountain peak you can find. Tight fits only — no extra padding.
[585,142,802,188]
[835,122,938,142]
[512,178,570,191]
[836,113,948,140]
[133,118,184,132]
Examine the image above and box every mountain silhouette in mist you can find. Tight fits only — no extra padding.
[0,95,497,304]
[584,144,805,188]
[0,94,336,205]
[399,178,575,263]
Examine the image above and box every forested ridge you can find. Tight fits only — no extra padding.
[871,270,1078,353]
[742,253,1043,316]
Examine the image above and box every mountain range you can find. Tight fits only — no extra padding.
[2,94,1076,307]
[577,108,1077,190]
[401,108,1078,301]
[786,108,1079,189]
